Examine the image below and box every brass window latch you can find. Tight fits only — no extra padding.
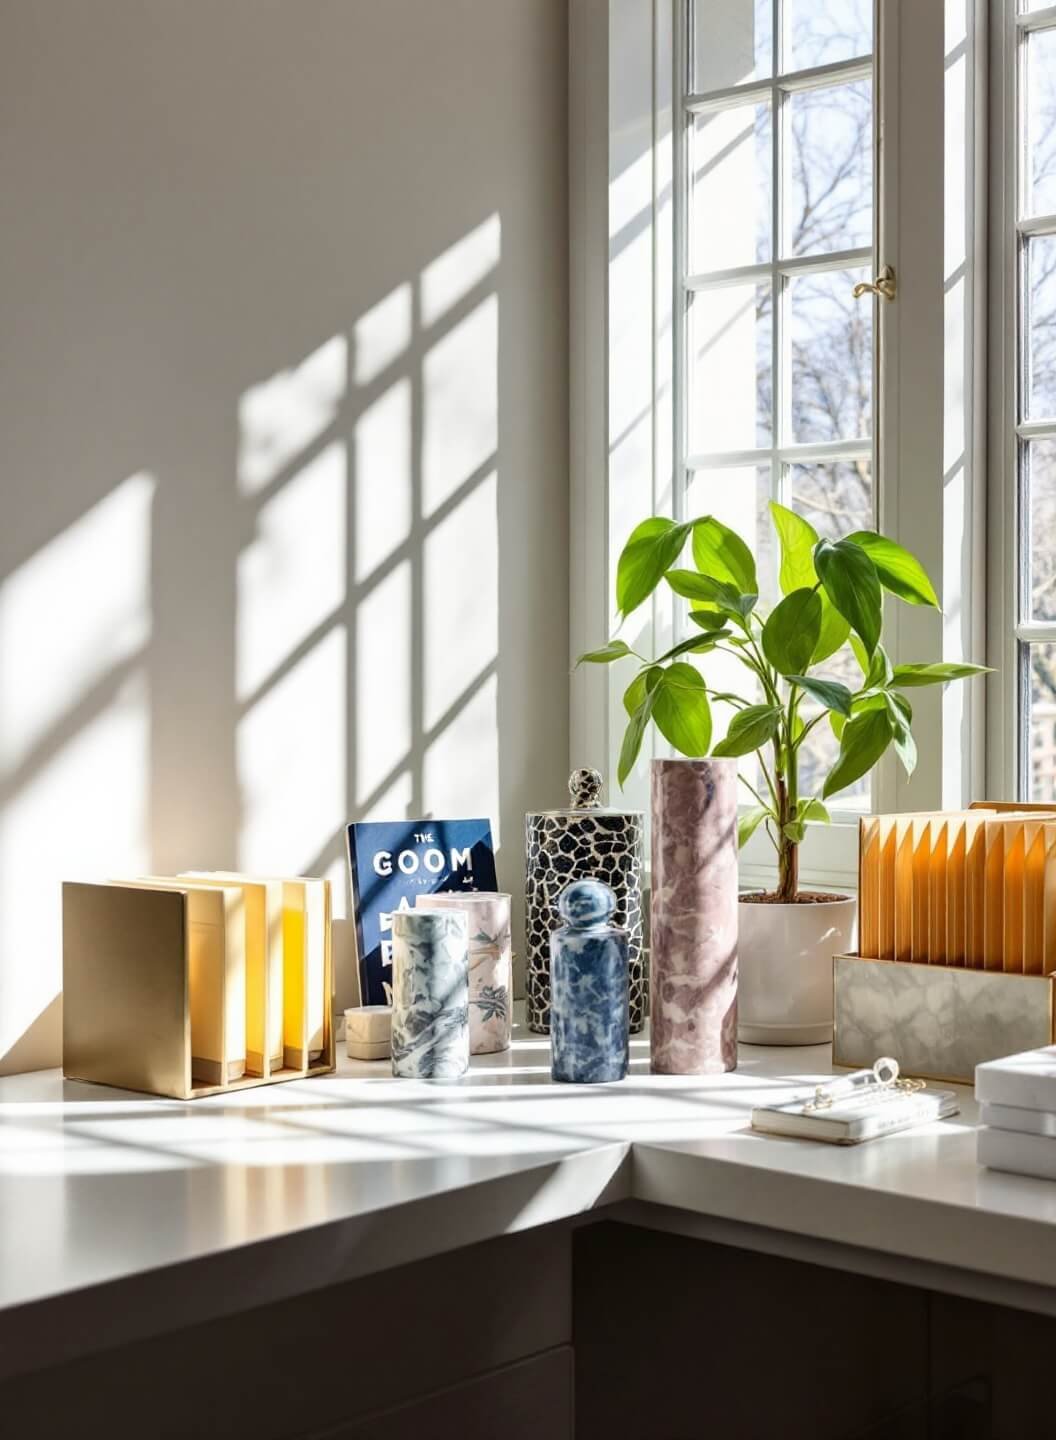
[852,264,896,301]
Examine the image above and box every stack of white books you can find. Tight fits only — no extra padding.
[976,1047,1056,1179]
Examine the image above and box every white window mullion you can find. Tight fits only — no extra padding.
[988,0,1020,802]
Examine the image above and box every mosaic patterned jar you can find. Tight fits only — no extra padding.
[525,768,644,1035]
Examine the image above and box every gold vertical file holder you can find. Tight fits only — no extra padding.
[833,803,1056,1084]
[62,880,335,1100]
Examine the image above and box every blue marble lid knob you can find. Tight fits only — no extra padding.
[557,878,616,929]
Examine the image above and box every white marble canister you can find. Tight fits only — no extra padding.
[391,910,470,1079]
[415,892,512,1054]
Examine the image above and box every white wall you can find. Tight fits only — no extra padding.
[0,0,570,1072]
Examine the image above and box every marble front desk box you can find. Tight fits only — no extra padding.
[833,954,1056,1085]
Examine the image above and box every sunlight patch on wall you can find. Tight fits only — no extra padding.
[237,335,347,497]
[354,378,412,582]
[358,771,414,824]
[356,559,412,806]
[0,474,153,1069]
[423,471,498,732]
[237,441,346,703]
[0,474,153,775]
[420,214,501,327]
[423,673,499,840]
[354,283,413,386]
[0,673,149,1064]
[422,295,498,517]
[237,625,346,875]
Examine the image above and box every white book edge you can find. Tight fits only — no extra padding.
[751,1090,959,1144]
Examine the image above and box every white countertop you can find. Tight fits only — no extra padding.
[3,1019,1056,1379]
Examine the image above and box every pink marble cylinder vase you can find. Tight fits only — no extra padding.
[415,892,512,1054]
[650,757,739,1074]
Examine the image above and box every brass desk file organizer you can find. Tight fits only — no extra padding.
[62,875,334,1100]
[834,805,1056,1084]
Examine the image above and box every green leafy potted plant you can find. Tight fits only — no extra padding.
[579,501,988,1045]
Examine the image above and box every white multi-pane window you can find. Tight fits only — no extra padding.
[678,0,876,812]
[994,1,1056,801]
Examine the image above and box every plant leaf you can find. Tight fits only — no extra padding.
[770,501,818,594]
[796,797,831,825]
[890,661,992,688]
[782,820,806,844]
[814,538,882,658]
[692,516,757,595]
[651,664,713,757]
[616,518,691,618]
[622,666,662,717]
[617,685,659,786]
[713,704,782,757]
[786,675,853,717]
[666,569,757,618]
[577,639,634,666]
[846,531,940,608]
[822,708,893,799]
[688,608,729,631]
[813,604,852,665]
[651,632,732,667]
[738,806,771,848]
[829,710,846,741]
[888,710,918,777]
[761,588,822,676]
[866,644,894,689]
[769,501,848,661]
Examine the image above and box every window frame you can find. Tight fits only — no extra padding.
[569,0,987,889]
[674,1,879,886]
[988,0,1056,804]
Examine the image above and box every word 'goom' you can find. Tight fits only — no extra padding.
[372,846,474,878]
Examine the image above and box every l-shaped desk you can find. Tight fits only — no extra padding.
[2,1021,1054,1437]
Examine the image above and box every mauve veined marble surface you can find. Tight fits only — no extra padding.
[390,911,470,1079]
[550,880,629,1083]
[415,892,512,1054]
[650,757,739,1075]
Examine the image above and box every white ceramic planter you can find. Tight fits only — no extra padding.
[737,894,857,1045]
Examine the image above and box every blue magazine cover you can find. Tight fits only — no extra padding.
[346,818,499,1006]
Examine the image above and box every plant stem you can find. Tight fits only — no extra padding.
[775,686,800,903]
[775,770,799,901]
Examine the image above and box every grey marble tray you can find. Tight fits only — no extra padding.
[833,953,1056,1085]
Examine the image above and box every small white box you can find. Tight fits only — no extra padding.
[345,1005,391,1061]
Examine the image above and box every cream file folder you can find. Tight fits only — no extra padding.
[183,874,285,1074]
[870,809,1053,973]
[201,871,329,1070]
[928,816,949,965]
[281,876,329,1067]
[911,818,932,963]
[858,816,880,959]
[946,813,968,966]
[1003,822,1027,974]
[894,817,916,963]
[116,878,246,1084]
[877,813,898,960]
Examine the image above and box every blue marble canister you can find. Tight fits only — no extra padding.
[390,910,470,1079]
[550,879,629,1084]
